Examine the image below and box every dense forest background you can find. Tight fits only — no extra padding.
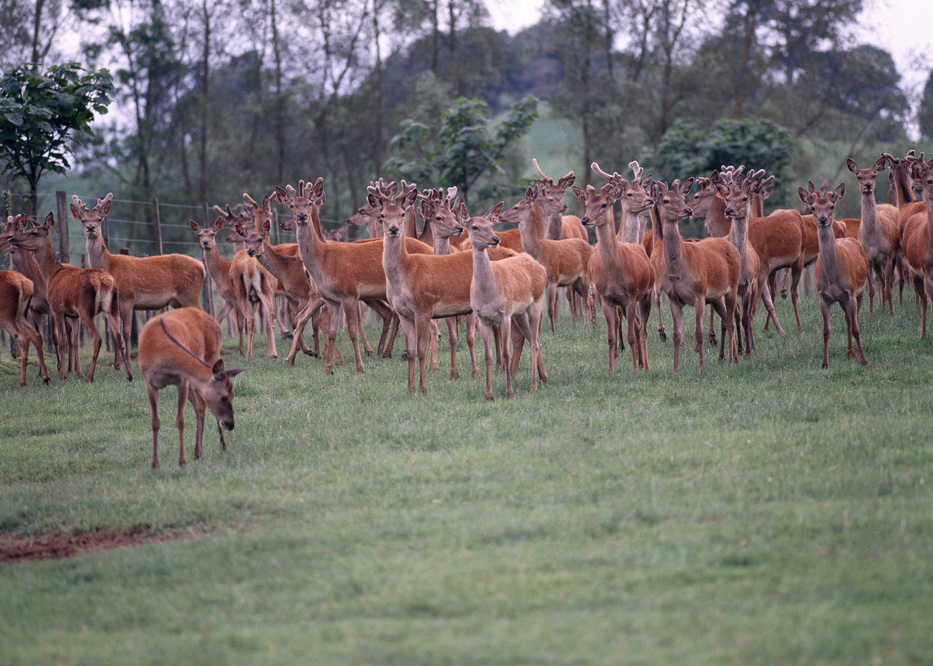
[2,0,932,247]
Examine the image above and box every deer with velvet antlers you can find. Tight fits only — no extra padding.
[797,182,868,368]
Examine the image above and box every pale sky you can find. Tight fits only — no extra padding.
[486,0,931,100]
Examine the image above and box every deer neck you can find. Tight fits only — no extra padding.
[728,213,751,259]
[381,228,410,287]
[618,205,644,244]
[816,221,843,278]
[255,239,293,281]
[433,235,451,256]
[705,196,731,237]
[518,203,546,260]
[925,197,933,257]
[295,208,326,272]
[419,217,435,248]
[10,248,46,291]
[470,243,497,303]
[894,164,914,207]
[595,211,622,258]
[85,232,113,270]
[201,243,229,283]
[859,189,881,239]
[30,236,63,281]
[659,215,685,269]
[545,210,563,240]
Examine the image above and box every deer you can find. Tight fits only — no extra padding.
[574,179,655,374]
[190,216,246,355]
[275,178,434,377]
[9,213,133,382]
[0,269,51,386]
[649,178,740,371]
[373,182,520,394]
[71,194,206,370]
[797,182,868,367]
[239,218,330,365]
[716,169,788,354]
[466,200,548,400]
[0,214,64,374]
[138,307,245,469]
[498,184,593,334]
[846,156,901,315]
[884,151,925,305]
[900,154,933,337]
[588,162,657,362]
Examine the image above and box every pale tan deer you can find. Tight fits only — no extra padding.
[797,182,868,367]
[276,178,434,376]
[717,170,788,354]
[0,270,50,386]
[846,156,901,315]
[650,179,740,371]
[467,201,547,400]
[900,154,933,337]
[72,194,206,370]
[190,216,246,355]
[240,219,330,365]
[374,182,519,394]
[574,181,655,374]
[498,185,593,333]
[10,213,132,382]
[138,308,245,468]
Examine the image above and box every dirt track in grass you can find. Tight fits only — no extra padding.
[0,528,195,565]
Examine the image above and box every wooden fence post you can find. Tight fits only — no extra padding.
[56,191,70,265]
[152,198,164,255]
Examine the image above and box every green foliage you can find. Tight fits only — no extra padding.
[656,117,795,203]
[920,70,933,142]
[0,62,113,201]
[386,95,538,202]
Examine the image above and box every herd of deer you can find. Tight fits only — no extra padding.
[2,151,932,467]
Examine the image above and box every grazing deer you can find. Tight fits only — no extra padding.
[72,194,206,370]
[797,182,868,367]
[499,185,593,333]
[138,308,245,468]
[900,154,933,337]
[0,270,51,386]
[846,156,901,315]
[190,216,247,355]
[650,179,740,371]
[467,201,548,400]
[574,180,655,374]
[10,213,132,382]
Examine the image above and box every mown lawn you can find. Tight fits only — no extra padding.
[0,291,931,664]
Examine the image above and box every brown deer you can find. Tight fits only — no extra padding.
[797,182,868,367]
[574,180,655,374]
[717,170,787,354]
[0,269,51,386]
[650,179,740,371]
[467,201,548,400]
[883,151,924,304]
[276,178,434,377]
[10,213,132,382]
[846,156,901,315]
[240,219,330,365]
[72,194,206,370]
[498,185,593,333]
[374,182,518,394]
[901,154,933,337]
[138,308,245,468]
[190,216,246,355]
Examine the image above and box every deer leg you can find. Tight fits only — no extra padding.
[175,380,189,466]
[465,314,479,379]
[445,317,460,380]
[478,319,496,401]
[499,316,515,399]
[508,322,526,379]
[189,389,207,461]
[693,297,707,370]
[286,297,324,365]
[637,293,652,372]
[511,311,538,393]
[146,383,162,468]
[656,289,667,342]
[342,298,365,375]
[548,281,558,333]
[669,301,685,372]
[601,299,619,374]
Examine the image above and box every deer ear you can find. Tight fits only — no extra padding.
[189,220,200,232]
[70,204,82,220]
[571,185,585,202]
[797,186,810,205]
[262,220,271,237]
[832,182,845,202]
[846,158,858,174]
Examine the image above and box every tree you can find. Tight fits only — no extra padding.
[0,61,113,213]
[385,95,538,203]
[919,70,933,143]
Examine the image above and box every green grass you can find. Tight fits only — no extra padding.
[1,291,932,664]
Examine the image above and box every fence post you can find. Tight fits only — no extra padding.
[56,191,70,265]
[152,198,164,255]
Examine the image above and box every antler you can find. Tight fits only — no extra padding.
[533,158,552,183]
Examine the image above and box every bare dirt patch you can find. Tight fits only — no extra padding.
[0,528,194,565]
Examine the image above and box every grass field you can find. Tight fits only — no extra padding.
[1,289,932,664]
